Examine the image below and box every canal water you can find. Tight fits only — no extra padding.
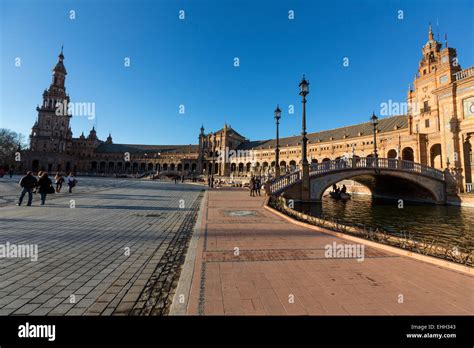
[294,194,474,251]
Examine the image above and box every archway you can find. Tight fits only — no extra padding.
[430,144,442,168]
[387,149,397,159]
[463,138,473,185]
[402,147,414,161]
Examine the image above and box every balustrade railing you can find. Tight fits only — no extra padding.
[454,66,474,81]
[269,170,301,194]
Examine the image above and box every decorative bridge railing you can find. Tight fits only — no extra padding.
[269,169,301,194]
[269,157,445,195]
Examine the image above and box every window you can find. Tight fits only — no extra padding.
[425,119,430,128]
[424,101,429,109]
[440,75,448,84]
[423,69,427,75]
[441,56,448,64]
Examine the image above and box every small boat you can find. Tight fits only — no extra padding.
[329,191,351,200]
[340,192,351,200]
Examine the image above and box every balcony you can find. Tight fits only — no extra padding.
[420,106,431,114]
[454,66,474,82]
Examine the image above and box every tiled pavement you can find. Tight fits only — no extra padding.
[185,188,474,315]
[0,177,203,315]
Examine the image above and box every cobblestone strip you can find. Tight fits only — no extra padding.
[130,190,204,315]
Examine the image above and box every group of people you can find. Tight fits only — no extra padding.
[249,176,262,196]
[332,183,347,194]
[17,171,77,206]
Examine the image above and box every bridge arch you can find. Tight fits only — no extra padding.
[269,157,447,204]
[309,169,445,203]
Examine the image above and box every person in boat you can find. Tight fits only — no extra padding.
[341,185,347,194]
[332,184,340,194]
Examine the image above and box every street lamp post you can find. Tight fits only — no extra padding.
[274,105,281,178]
[211,133,216,188]
[299,76,310,201]
[370,113,379,159]
[144,153,148,175]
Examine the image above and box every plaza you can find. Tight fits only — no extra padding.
[0,177,203,315]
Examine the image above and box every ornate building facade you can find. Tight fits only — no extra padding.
[21,26,474,192]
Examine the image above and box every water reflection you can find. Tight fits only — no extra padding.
[294,194,474,250]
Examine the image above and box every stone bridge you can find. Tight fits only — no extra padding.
[269,157,451,204]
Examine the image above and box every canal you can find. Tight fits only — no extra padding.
[295,194,474,251]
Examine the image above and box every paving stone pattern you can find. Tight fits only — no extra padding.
[0,177,203,316]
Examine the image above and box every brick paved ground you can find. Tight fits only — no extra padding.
[185,188,474,315]
[0,177,203,315]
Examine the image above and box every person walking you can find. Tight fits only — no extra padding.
[37,172,54,205]
[66,173,77,193]
[9,168,14,178]
[256,177,261,196]
[17,171,38,206]
[55,173,64,193]
[249,177,255,197]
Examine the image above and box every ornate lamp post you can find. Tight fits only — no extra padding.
[299,76,310,200]
[144,153,148,174]
[274,105,281,178]
[370,113,379,159]
[211,132,216,188]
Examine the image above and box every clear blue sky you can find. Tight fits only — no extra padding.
[1,0,473,145]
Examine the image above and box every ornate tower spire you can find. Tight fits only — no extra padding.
[428,23,434,41]
[52,46,67,90]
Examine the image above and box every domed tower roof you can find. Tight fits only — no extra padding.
[53,46,67,74]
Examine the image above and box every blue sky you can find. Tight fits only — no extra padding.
[1,0,473,145]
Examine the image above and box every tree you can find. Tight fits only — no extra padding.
[0,128,27,169]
